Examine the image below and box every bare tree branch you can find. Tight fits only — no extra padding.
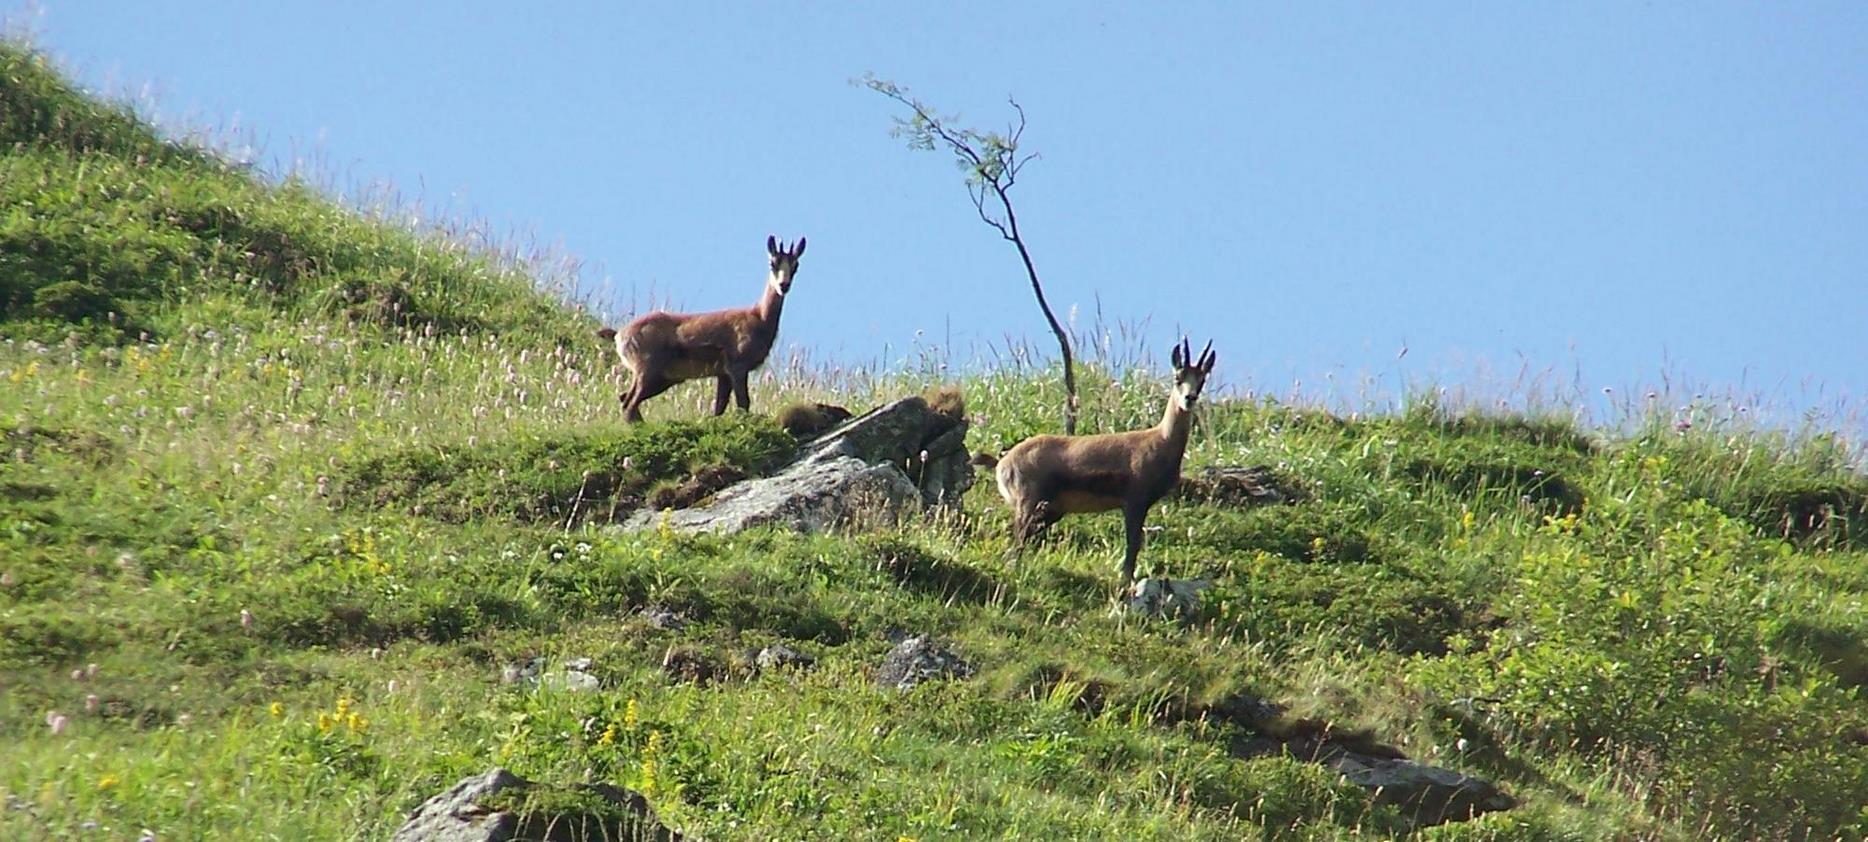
[862,75,1079,433]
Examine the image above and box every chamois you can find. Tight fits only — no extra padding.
[985,338,1216,585]
[598,235,805,422]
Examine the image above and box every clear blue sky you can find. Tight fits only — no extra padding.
[13,2,1868,430]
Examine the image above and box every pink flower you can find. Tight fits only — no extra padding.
[240,609,254,629]
[48,713,69,735]
[85,694,99,713]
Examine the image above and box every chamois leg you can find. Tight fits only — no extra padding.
[1120,501,1149,586]
[730,366,753,412]
[1012,500,1056,546]
[623,372,675,422]
[711,376,732,416]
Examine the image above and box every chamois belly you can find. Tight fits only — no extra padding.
[665,357,724,381]
[1051,490,1125,514]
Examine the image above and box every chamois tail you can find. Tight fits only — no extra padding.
[596,327,618,342]
[968,451,1000,472]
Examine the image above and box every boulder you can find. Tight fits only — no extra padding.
[877,635,975,692]
[620,395,970,535]
[390,767,681,842]
[622,454,920,534]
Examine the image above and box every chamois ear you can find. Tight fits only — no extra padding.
[792,237,805,258]
[1198,340,1214,371]
[1201,349,1217,375]
[767,235,779,256]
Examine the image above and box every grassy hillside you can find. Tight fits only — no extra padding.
[5,40,1868,840]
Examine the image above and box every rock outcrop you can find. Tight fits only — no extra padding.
[620,395,971,535]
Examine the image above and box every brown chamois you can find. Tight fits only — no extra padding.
[598,235,805,421]
[985,338,1216,585]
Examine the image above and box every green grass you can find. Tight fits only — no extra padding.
[5,38,1868,840]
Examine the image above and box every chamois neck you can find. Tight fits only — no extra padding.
[1158,400,1194,446]
[755,279,786,325]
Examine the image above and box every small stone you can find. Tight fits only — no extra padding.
[755,644,816,672]
[639,605,687,631]
[1122,577,1213,622]
[877,635,975,692]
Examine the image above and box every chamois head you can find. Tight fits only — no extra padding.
[1169,338,1217,412]
[765,235,807,296]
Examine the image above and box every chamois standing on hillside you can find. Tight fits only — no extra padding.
[983,339,1216,585]
[598,236,806,422]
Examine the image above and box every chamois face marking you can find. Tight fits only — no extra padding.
[766,235,806,296]
[1169,338,1216,412]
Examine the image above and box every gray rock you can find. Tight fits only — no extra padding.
[390,767,681,842]
[538,669,600,693]
[912,421,974,507]
[877,635,975,692]
[499,657,547,686]
[1121,577,1213,622]
[755,644,816,672]
[1322,752,1515,827]
[503,657,599,692]
[638,604,687,631]
[618,395,970,536]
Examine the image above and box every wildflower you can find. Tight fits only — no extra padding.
[240,608,254,629]
[268,701,284,718]
[49,713,69,735]
[346,712,368,733]
[97,774,120,792]
[317,712,337,733]
[85,694,99,713]
[336,697,353,716]
[640,730,663,796]
[597,722,618,747]
[623,699,640,730]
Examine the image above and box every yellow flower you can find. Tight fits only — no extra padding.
[623,699,639,730]
[640,730,664,796]
[346,712,369,733]
[268,701,284,718]
[597,723,617,747]
[96,774,120,792]
[335,697,353,716]
[317,712,336,733]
